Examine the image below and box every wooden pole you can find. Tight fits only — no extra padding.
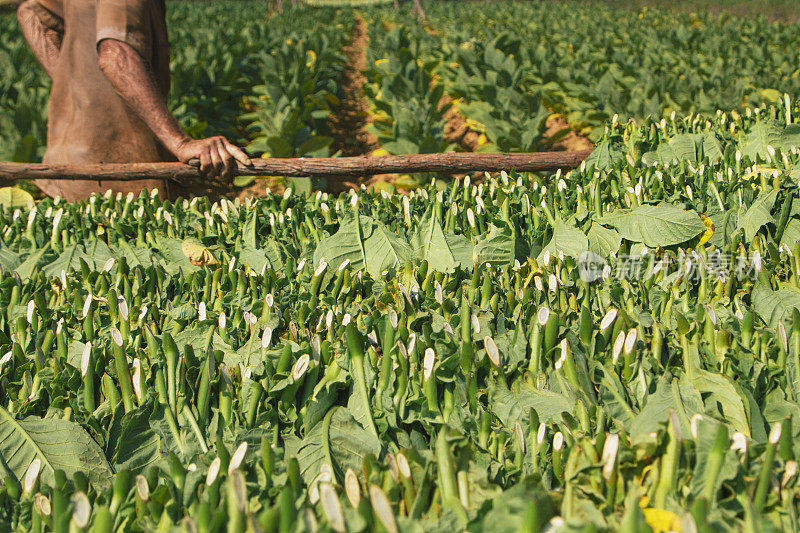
[0,151,592,182]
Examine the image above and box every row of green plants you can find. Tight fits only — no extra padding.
[3,102,800,529]
[413,0,800,140]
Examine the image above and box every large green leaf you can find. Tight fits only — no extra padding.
[0,248,21,273]
[537,220,589,261]
[411,208,473,272]
[14,245,50,281]
[780,218,800,250]
[111,404,162,475]
[314,212,412,278]
[642,132,722,165]
[628,374,704,441]
[751,283,800,327]
[598,204,706,247]
[692,370,751,437]
[42,240,114,277]
[738,121,800,161]
[487,380,574,431]
[0,407,113,488]
[587,222,621,257]
[286,406,380,485]
[473,221,516,268]
[737,189,778,241]
[583,138,624,171]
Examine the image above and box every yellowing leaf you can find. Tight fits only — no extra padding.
[0,187,34,209]
[697,213,715,246]
[642,507,682,533]
[181,239,218,267]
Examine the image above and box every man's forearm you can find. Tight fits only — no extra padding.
[17,1,62,78]
[97,39,189,155]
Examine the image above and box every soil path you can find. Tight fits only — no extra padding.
[326,13,384,192]
[544,114,593,151]
[329,14,379,159]
[439,94,484,152]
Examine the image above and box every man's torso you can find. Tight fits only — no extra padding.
[34,0,172,199]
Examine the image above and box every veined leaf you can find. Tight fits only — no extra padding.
[583,138,624,171]
[737,189,778,242]
[587,222,621,257]
[314,212,412,278]
[738,121,800,161]
[642,132,722,165]
[598,204,706,247]
[473,221,516,267]
[411,207,472,272]
[287,406,380,485]
[751,283,800,327]
[0,407,113,488]
[538,220,589,262]
[487,380,574,431]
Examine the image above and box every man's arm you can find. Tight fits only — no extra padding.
[97,39,250,179]
[17,0,63,78]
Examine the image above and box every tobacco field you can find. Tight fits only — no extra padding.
[4,0,800,532]
[1,101,800,530]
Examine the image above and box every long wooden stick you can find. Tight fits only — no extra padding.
[0,151,592,181]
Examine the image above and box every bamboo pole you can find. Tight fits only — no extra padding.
[0,151,592,182]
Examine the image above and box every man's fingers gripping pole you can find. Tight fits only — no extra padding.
[224,139,252,167]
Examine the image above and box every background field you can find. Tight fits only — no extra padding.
[3,0,800,191]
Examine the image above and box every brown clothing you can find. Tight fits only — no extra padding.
[31,0,172,200]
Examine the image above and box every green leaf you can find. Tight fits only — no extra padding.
[738,121,800,161]
[642,132,722,165]
[487,380,574,431]
[287,406,380,485]
[314,212,412,278]
[0,406,113,488]
[751,283,800,327]
[598,204,706,247]
[111,404,162,474]
[583,138,624,171]
[737,189,778,242]
[473,221,516,268]
[411,207,473,272]
[587,222,621,257]
[707,207,738,247]
[692,370,751,437]
[14,245,50,281]
[42,240,114,277]
[0,248,21,273]
[629,374,704,441]
[780,218,800,250]
[538,220,589,262]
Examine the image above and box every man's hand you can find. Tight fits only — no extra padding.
[173,136,252,180]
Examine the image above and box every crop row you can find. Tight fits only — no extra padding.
[2,103,800,529]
